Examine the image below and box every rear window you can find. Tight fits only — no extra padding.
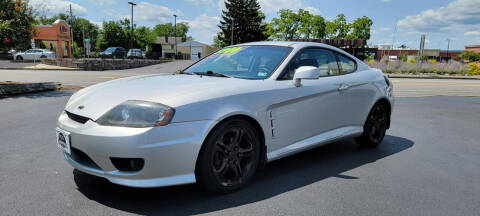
[337,54,356,74]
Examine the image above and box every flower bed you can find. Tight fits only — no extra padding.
[366,60,473,75]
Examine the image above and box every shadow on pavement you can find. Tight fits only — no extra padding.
[1,90,73,99]
[73,135,413,215]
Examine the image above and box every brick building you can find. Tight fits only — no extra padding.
[33,20,72,58]
[465,45,480,53]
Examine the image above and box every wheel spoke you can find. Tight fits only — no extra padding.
[213,158,228,176]
[238,146,253,158]
[215,141,229,154]
[232,160,243,179]
[231,129,244,146]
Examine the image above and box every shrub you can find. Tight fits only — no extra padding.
[459,51,480,62]
[468,62,480,75]
[408,58,417,64]
[428,59,437,64]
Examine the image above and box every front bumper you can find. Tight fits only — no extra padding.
[57,111,215,188]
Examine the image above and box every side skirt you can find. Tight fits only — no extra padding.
[266,126,363,162]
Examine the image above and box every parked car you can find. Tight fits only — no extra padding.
[7,49,17,60]
[14,49,55,61]
[127,49,144,59]
[100,47,126,59]
[56,41,394,193]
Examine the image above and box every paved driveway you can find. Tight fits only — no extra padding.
[0,93,479,215]
[0,60,195,87]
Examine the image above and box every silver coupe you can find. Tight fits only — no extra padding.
[56,41,394,193]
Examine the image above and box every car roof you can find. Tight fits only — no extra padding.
[238,41,341,49]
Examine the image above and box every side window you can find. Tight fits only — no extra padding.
[337,54,356,74]
[279,48,340,80]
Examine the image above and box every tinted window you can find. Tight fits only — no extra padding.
[280,48,340,80]
[337,54,356,74]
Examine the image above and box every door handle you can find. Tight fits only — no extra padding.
[338,83,350,91]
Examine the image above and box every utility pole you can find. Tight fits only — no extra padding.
[174,14,177,59]
[231,18,234,45]
[69,4,74,58]
[128,2,136,49]
[446,38,451,62]
[82,24,85,58]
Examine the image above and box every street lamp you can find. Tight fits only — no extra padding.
[173,14,177,59]
[128,2,136,49]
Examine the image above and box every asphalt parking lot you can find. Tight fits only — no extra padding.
[1,90,479,215]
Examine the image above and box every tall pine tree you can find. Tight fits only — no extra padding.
[217,0,268,47]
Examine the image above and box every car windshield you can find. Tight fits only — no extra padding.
[105,48,116,52]
[184,45,292,79]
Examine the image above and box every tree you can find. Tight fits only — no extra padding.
[348,16,373,40]
[97,19,130,50]
[267,9,301,40]
[153,22,189,42]
[298,9,314,39]
[459,51,480,62]
[135,26,156,50]
[325,14,350,39]
[0,0,36,50]
[213,34,223,48]
[217,0,268,47]
[311,15,326,39]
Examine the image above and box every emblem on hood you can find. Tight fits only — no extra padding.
[78,105,85,110]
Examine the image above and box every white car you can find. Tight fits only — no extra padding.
[56,41,394,193]
[14,49,56,61]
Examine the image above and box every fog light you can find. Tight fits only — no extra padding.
[110,157,144,172]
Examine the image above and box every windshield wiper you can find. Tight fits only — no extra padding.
[192,71,231,78]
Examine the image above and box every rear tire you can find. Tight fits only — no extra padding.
[40,55,46,58]
[355,103,389,147]
[16,56,23,61]
[196,119,261,194]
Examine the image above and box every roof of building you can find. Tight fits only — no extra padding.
[177,40,210,47]
[466,45,480,48]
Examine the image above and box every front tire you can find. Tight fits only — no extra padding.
[16,56,23,61]
[356,103,389,147]
[196,119,261,194]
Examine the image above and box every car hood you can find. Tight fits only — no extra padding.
[66,74,270,120]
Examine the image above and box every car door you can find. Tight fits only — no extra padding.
[268,48,345,151]
[335,53,378,127]
[23,50,34,60]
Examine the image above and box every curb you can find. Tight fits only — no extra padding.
[0,82,61,97]
[0,67,80,71]
[387,74,480,80]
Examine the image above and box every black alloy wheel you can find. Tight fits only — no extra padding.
[196,119,261,193]
[356,103,388,147]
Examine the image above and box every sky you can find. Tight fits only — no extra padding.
[28,0,480,50]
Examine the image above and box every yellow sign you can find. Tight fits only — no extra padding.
[217,46,243,54]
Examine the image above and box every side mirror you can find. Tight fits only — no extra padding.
[293,66,320,87]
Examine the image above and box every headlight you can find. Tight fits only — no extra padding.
[96,101,175,128]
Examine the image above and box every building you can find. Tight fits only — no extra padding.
[154,36,183,58]
[177,41,217,60]
[33,20,71,58]
[375,49,462,61]
[465,45,480,53]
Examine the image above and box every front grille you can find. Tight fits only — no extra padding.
[66,111,90,124]
[70,147,102,170]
